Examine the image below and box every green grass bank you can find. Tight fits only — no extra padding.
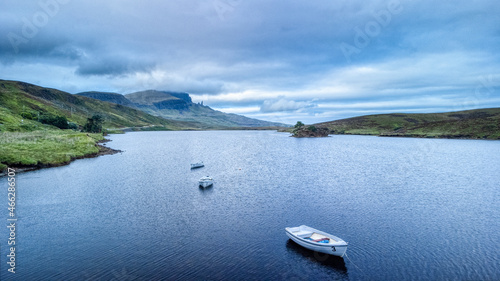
[0,130,117,173]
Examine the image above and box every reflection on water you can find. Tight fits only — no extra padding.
[199,184,214,193]
[286,239,348,274]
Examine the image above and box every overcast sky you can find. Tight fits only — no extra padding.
[1,0,499,124]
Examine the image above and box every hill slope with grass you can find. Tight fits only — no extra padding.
[315,108,500,139]
[0,79,201,172]
[0,80,199,132]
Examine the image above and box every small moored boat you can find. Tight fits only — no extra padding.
[191,162,204,169]
[199,176,213,188]
[285,225,348,257]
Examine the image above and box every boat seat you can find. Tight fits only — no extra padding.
[312,237,330,242]
[294,231,313,238]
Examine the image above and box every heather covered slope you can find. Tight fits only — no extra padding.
[315,108,500,139]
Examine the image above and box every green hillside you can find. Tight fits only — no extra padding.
[0,130,106,171]
[0,79,199,171]
[0,80,198,132]
[315,108,500,139]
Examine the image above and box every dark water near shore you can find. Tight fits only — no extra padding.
[1,131,499,280]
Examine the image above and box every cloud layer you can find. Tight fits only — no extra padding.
[1,0,499,124]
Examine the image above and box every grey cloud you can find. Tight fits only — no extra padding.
[260,98,317,113]
[76,55,155,76]
[0,0,499,123]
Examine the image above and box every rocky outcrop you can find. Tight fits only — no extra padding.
[292,126,329,137]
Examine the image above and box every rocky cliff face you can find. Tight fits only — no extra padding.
[153,99,190,111]
[125,90,191,111]
[168,92,192,103]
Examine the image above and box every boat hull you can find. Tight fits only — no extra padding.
[199,181,213,188]
[285,226,347,257]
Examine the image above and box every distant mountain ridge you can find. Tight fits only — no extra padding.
[124,90,191,111]
[124,90,188,105]
[77,89,287,128]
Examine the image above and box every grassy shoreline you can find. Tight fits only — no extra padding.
[0,130,120,176]
[278,128,500,140]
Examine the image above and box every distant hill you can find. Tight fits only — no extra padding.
[77,91,138,109]
[315,108,500,139]
[124,90,287,128]
[125,90,191,111]
[94,89,286,128]
[77,89,287,128]
[125,90,192,105]
[0,80,198,132]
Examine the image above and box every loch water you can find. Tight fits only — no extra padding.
[1,131,499,280]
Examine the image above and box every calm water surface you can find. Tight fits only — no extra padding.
[1,131,499,280]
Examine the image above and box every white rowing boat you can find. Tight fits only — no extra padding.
[191,162,204,169]
[285,225,348,257]
[199,176,213,188]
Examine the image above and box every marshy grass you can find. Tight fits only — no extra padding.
[0,130,104,169]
